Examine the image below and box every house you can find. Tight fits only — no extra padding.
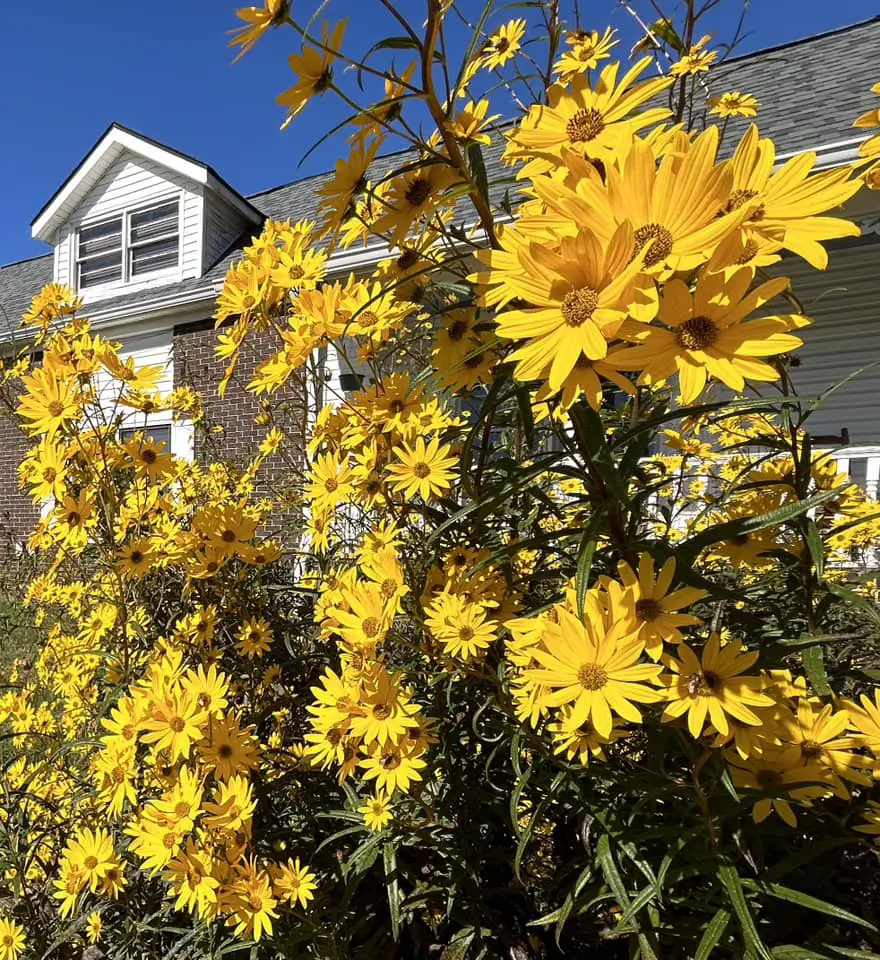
[0,16,879,540]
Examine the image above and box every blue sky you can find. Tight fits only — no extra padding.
[1,0,876,266]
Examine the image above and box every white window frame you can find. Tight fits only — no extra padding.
[75,194,183,292]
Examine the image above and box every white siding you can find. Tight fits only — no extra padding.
[771,242,880,445]
[203,190,249,270]
[56,151,203,296]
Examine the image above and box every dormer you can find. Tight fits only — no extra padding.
[31,124,263,302]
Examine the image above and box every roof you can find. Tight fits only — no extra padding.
[31,123,264,242]
[709,16,880,156]
[2,16,878,326]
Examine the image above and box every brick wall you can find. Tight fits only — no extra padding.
[0,404,39,546]
[172,319,307,514]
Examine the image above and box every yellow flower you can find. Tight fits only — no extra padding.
[614,269,807,404]
[141,691,208,762]
[360,743,427,795]
[526,605,663,737]
[200,713,262,780]
[708,91,759,118]
[163,841,220,917]
[62,827,119,893]
[228,0,289,62]
[661,633,774,738]
[85,911,102,944]
[670,35,717,76]
[277,20,347,126]
[386,436,457,500]
[553,27,617,80]
[480,18,526,69]
[490,224,657,391]
[425,593,497,660]
[0,917,25,960]
[359,792,393,831]
[449,99,499,146]
[507,59,672,167]
[230,863,278,941]
[17,367,81,438]
[273,857,318,909]
[236,616,274,658]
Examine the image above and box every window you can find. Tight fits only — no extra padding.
[76,198,180,289]
[119,424,172,449]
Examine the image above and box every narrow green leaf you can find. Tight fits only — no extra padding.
[801,645,831,697]
[694,907,731,960]
[596,835,659,960]
[466,142,490,206]
[384,842,401,942]
[803,519,825,582]
[741,880,877,932]
[717,861,772,960]
[574,533,596,621]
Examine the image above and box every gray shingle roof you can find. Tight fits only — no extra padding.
[709,15,880,155]
[1,15,877,326]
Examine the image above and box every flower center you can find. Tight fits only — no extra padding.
[800,740,823,759]
[677,316,719,350]
[566,107,606,143]
[48,400,65,417]
[458,626,474,643]
[635,598,663,622]
[688,670,722,696]
[756,768,784,790]
[170,716,186,732]
[373,703,392,720]
[633,223,674,267]
[324,478,339,492]
[84,855,99,870]
[397,248,420,270]
[130,550,144,565]
[448,318,469,341]
[380,752,401,770]
[561,286,600,327]
[218,743,233,758]
[221,529,237,542]
[404,177,431,207]
[381,578,398,599]
[66,511,81,527]
[362,617,381,638]
[737,238,760,264]
[577,663,608,690]
[413,462,431,478]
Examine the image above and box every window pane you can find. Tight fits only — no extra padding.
[79,253,123,288]
[120,424,172,448]
[130,236,179,276]
[130,201,179,244]
[78,218,122,258]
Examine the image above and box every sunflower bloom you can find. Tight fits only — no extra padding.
[614,268,808,404]
[661,633,774,738]
[526,606,663,737]
[386,436,457,500]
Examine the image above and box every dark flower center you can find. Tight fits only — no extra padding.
[677,316,719,350]
[566,107,606,143]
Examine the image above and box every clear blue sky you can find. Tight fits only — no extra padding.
[1,0,877,266]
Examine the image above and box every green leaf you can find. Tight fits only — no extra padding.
[694,907,731,960]
[803,519,825,582]
[596,835,659,960]
[801,645,831,697]
[574,532,597,620]
[741,879,877,932]
[384,842,401,942]
[717,861,772,960]
[676,486,843,564]
[466,143,490,206]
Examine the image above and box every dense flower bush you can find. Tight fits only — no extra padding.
[1,2,880,957]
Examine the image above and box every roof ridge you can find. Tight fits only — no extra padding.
[0,252,54,271]
[722,14,880,65]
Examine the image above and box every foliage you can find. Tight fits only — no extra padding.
[1,1,880,958]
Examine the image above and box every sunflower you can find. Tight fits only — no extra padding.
[491,224,657,391]
[277,19,347,126]
[533,127,747,275]
[610,554,706,658]
[724,124,861,269]
[726,744,842,827]
[141,692,208,762]
[661,633,774,738]
[63,827,118,892]
[549,709,628,766]
[372,162,462,244]
[17,366,81,437]
[708,91,759,118]
[272,857,318,909]
[200,714,261,780]
[777,699,867,786]
[507,58,672,167]
[85,912,102,945]
[0,918,26,960]
[614,268,808,404]
[228,0,289,61]
[386,436,457,500]
[163,841,219,917]
[360,742,427,794]
[553,27,617,81]
[526,606,663,737]
[117,538,155,579]
[480,18,526,69]
[360,792,393,831]
[425,593,498,659]
[235,617,274,658]
[231,866,278,942]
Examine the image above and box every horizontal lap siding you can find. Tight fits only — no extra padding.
[773,243,880,445]
[56,153,202,289]
[203,192,248,270]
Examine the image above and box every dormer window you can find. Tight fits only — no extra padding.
[76,198,180,289]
